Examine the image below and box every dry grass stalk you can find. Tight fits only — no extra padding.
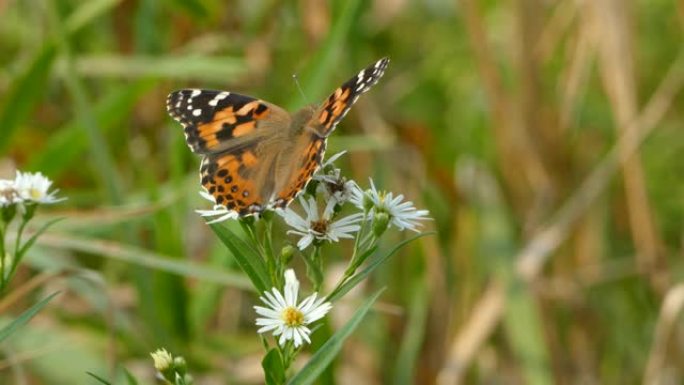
[643,284,684,384]
[588,0,666,279]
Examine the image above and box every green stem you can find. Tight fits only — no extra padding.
[263,217,277,286]
[0,222,6,293]
[7,218,28,285]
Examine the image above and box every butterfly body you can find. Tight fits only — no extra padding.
[167,57,389,216]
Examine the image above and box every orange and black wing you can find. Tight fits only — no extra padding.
[313,57,389,137]
[166,90,283,154]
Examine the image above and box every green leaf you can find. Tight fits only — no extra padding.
[287,288,384,385]
[209,223,271,293]
[287,0,363,109]
[328,232,434,302]
[17,218,64,258]
[123,369,139,385]
[262,348,286,385]
[36,233,252,289]
[0,291,60,343]
[0,44,57,155]
[85,371,113,385]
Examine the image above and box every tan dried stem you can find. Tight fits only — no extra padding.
[643,284,684,384]
[588,0,665,278]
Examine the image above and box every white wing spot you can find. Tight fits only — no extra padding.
[190,89,202,97]
[192,109,202,116]
[208,92,230,107]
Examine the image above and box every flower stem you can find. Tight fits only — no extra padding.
[8,217,28,285]
[263,217,278,286]
[0,222,5,293]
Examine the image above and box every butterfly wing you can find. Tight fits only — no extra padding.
[166,90,289,154]
[272,58,390,206]
[272,134,327,208]
[312,57,389,137]
[167,89,292,215]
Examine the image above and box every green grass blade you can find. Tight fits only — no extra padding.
[73,55,246,81]
[0,44,57,155]
[209,223,271,292]
[64,0,122,34]
[85,372,113,385]
[287,0,363,109]
[35,233,252,289]
[0,291,60,343]
[287,288,385,385]
[27,80,156,177]
[328,232,434,302]
[17,218,64,258]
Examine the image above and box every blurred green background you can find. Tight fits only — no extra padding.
[1,0,683,384]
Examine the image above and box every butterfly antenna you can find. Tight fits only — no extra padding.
[292,73,310,104]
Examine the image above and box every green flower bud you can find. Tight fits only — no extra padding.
[280,245,296,265]
[173,356,187,376]
[372,212,390,238]
[362,191,375,213]
[2,204,16,224]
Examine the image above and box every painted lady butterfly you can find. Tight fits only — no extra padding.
[167,57,389,216]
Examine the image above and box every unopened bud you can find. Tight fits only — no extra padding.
[281,245,296,264]
[372,212,390,238]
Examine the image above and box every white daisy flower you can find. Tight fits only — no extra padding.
[353,179,430,232]
[277,196,362,250]
[254,269,332,348]
[196,189,240,223]
[13,171,64,204]
[0,179,21,207]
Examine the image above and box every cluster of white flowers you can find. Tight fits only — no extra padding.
[0,171,64,208]
[192,152,431,349]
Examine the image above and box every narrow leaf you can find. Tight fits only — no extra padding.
[328,232,434,302]
[287,288,385,385]
[210,223,271,293]
[17,218,65,258]
[262,348,286,385]
[0,45,57,154]
[85,372,113,385]
[0,292,60,343]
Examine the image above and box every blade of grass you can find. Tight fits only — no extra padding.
[0,0,125,155]
[27,80,157,177]
[0,45,57,155]
[48,2,123,204]
[287,0,363,109]
[33,233,252,289]
[0,292,60,343]
[72,55,246,81]
[287,288,385,385]
[209,223,270,292]
[328,232,434,302]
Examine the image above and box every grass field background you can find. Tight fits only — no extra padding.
[1,0,683,384]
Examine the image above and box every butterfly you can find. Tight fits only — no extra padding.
[166,57,389,216]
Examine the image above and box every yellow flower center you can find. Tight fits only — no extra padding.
[281,306,304,327]
[30,188,42,200]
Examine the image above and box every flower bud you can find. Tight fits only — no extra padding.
[372,212,390,238]
[150,348,173,372]
[280,245,296,264]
